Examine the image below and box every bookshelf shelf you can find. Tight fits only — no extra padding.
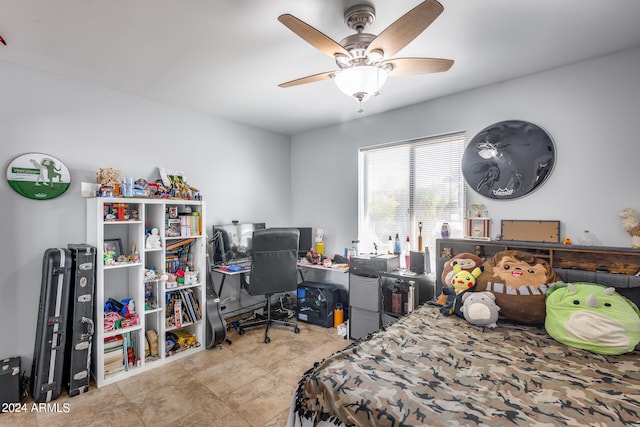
[104,324,143,338]
[87,198,206,387]
[104,262,142,270]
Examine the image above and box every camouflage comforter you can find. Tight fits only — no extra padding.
[291,304,640,426]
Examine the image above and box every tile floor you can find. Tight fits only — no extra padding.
[1,322,350,427]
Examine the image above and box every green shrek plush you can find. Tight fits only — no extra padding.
[545,282,640,355]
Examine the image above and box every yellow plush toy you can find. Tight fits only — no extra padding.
[450,262,484,293]
[440,261,483,315]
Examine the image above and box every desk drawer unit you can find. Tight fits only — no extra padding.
[349,307,380,340]
[349,275,380,311]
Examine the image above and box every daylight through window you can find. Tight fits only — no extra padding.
[358,132,467,267]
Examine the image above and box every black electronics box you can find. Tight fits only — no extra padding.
[297,282,346,328]
[349,254,400,276]
[0,357,21,410]
[409,251,425,274]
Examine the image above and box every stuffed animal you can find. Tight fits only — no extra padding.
[440,252,484,290]
[436,252,484,306]
[146,329,159,357]
[545,282,640,355]
[461,291,500,328]
[619,207,640,248]
[474,250,559,324]
[96,167,122,186]
[440,261,483,315]
[450,262,484,292]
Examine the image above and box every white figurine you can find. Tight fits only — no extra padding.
[146,228,161,249]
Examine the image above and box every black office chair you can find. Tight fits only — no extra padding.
[239,228,301,343]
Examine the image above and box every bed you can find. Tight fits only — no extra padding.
[287,268,640,426]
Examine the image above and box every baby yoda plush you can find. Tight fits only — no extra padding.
[461,291,500,328]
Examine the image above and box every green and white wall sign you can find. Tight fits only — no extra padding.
[6,153,71,200]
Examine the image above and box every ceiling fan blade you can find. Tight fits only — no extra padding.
[279,70,337,88]
[382,57,453,76]
[278,14,351,59]
[366,0,444,59]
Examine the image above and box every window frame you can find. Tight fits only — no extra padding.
[358,131,467,263]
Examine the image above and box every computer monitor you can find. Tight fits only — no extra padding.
[211,222,265,265]
[297,227,313,257]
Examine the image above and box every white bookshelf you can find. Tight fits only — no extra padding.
[86,198,206,387]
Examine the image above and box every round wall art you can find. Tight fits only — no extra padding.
[462,120,555,200]
[6,153,71,200]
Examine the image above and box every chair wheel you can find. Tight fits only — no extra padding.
[294,327,300,334]
[238,328,245,336]
[264,336,271,344]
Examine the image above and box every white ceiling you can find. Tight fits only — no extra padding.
[1,0,640,136]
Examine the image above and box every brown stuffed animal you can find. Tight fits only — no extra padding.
[436,252,484,305]
[474,250,559,324]
[146,329,159,357]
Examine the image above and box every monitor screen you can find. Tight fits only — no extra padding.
[211,222,264,264]
[297,227,313,257]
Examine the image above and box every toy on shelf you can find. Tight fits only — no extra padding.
[94,166,201,200]
[146,228,162,249]
[619,207,640,248]
[146,329,159,357]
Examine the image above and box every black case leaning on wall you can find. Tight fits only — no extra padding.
[31,248,72,403]
[64,244,96,397]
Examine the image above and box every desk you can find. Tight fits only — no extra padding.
[211,266,250,297]
[297,262,349,289]
[212,262,348,295]
[296,261,349,273]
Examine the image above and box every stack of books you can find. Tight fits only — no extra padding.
[104,335,125,378]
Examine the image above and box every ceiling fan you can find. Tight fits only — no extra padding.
[278,0,454,109]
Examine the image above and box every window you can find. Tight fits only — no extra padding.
[358,132,467,267]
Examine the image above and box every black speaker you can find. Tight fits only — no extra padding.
[409,251,425,274]
[0,357,21,411]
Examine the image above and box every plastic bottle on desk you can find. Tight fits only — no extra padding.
[394,233,401,255]
[387,235,393,254]
[441,223,450,238]
[404,236,411,270]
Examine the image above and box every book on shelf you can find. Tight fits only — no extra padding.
[104,335,124,349]
[185,288,201,321]
[104,337,125,377]
[174,299,183,328]
[180,289,200,323]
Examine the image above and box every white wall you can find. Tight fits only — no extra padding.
[0,61,291,368]
[291,47,640,260]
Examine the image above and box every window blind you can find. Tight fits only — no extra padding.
[358,132,466,260]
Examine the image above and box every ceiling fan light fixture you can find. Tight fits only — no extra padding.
[368,49,384,62]
[334,66,388,103]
